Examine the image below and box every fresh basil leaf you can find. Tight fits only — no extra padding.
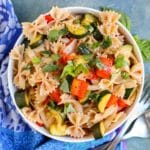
[121,71,129,79]
[48,29,60,42]
[115,55,127,68]
[134,35,150,62]
[51,54,60,61]
[32,57,41,64]
[60,61,75,79]
[43,64,58,72]
[40,50,51,57]
[60,79,70,93]
[101,36,112,49]
[100,7,131,31]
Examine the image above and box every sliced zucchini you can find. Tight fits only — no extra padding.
[98,90,111,100]
[49,123,67,136]
[81,13,97,26]
[66,24,88,39]
[91,121,105,139]
[98,93,111,113]
[79,91,91,104]
[77,44,91,54]
[15,90,29,108]
[124,88,134,99]
[92,23,103,41]
[29,34,43,49]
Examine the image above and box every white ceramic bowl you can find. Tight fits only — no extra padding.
[8,7,145,142]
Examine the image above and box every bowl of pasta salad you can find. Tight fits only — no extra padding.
[8,6,144,142]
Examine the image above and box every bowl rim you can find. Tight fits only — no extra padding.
[7,6,145,143]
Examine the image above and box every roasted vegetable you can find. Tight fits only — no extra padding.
[15,90,29,108]
[98,93,111,113]
[66,24,88,39]
[29,34,43,49]
[91,121,105,139]
[92,23,103,41]
[81,13,97,26]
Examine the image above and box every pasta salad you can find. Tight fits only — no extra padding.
[10,6,142,139]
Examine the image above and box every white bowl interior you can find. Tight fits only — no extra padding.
[7,7,145,143]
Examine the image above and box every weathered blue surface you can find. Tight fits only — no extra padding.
[10,0,150,149]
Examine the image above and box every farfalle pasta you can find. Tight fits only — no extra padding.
[10,7,142,139]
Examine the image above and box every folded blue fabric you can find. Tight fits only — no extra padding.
[0,0,126,149]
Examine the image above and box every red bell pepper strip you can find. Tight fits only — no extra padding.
[99,57,114,67]
[117,98,129,109]
[36,122,44,127]
[106,94,118,108]
[49,88,61,103]
[44,15,54,23]
[71,78,88,99]
[96,68,111,79]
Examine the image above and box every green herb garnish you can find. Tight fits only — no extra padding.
[115,55,127,68]
[42,64,58,72]
[60,61,75,79]
[48,29,60,42]
[32,57,41,64]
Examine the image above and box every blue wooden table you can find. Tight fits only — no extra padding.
[11,0,150,149]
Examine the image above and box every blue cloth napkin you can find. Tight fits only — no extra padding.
[0,0,126,149]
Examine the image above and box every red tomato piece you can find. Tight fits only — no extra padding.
[36,122,44,127]
[71,78,88,99]
[96,69,111,79]
[100,57,114,67]
[118,98,129,109]
[49,88,61,103]
[44,15,54,23]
